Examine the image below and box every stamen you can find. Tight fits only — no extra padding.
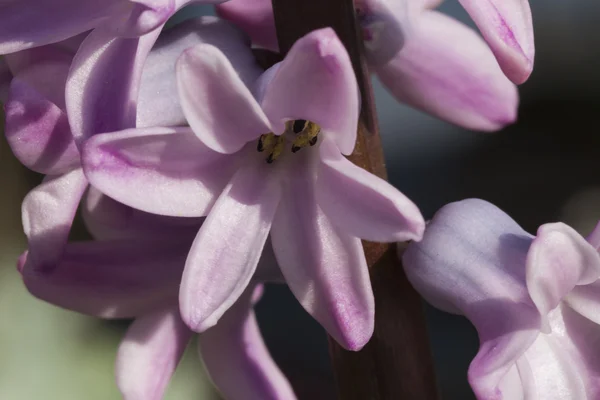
[257,133,276,152]
[293,119,307,134]
[291,121,321,152]
[266,135,285,163]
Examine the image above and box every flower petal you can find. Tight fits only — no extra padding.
[83,127,236,217]
[176,43,269,154]
[5,78,80,175]
[402,199,542,398]
[459,0,534,84]
[199,285,297,400]
[118,0,176,37]
[261,28,359,155]
[66,27,161,147]
[526,222,600,329]
[20,238,190,318]
[375,11,518,132]
[180,159,281,332]
[116,307,193,400]
[215,0,278,51]
[316,137,424,242]
[271,151,374,350]
[21,168,88,272]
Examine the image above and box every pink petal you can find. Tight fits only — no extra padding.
[21,168,88,272]
[20,238,190,318]
[216,0,278,51]
[5,78,80,175]
[459,0,534,84]
[199,285,297,400]
[375,11,518,132]
[526,223,600,330]
[176,43,269,154]
[180,160,281,332]
[316,137,424,242]
[261,28,359,155]
[116,307,193,400]
[83,127,236,217]
[271,151,374,350]
[118,0,176,37]
[66,27,161,147]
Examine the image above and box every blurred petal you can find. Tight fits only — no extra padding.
[199,285,297,400]
[376,11,518,132]
[526,223,600,330]
[116,308,192,400]
[261,28,359,155]
[216,0,278,51]
[66,27,161,147]
[137,16,260,128]
[21,238,190,318]
[21,168,88,272]
[459,0,534,84]
[83,127,236,217]
[180,160,281,332]
[317,137,424,242]
[271,151,374,350]
[176,44,269,154]
[5,79,80,175]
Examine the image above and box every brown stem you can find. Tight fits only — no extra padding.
[270,0,439,398]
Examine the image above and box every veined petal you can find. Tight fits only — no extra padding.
[316,137,424,242]
[180,159,281,332]
[116,308,193,400]
[176,44,269,154]
[271,151,374,350]
[459,0,534,84]
[21,168,88,272]
[261,28,359,155]
[137,16,260,128]
[66,27,161,147]
[375,11,518,132]
[526,223,600,330]
[20,238,190,318]
[199,285,297,400]
[216,0,278,51]
[83,127,236,217]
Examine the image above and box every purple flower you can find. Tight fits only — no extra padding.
[20,193,295,400]
[82,28,425,350]
[403,199,600,399]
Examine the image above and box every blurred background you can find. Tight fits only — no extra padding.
[1,0,599,398]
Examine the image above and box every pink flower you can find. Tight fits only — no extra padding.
[403,199,600,399]
[82,28,425,350]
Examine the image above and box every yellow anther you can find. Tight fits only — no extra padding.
[266,135,285,163]
[257,133,277,152]
[291,121,321,152]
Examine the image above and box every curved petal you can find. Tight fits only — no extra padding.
[459,0,534,84]
[21,168,88,272]
[83,127,236,217]
[20,238,190,318]
[375,11,518,132]
[66,27,161,147]
[199,285,297,400]
[117,0,176,37]
[215,0,278,51]
[116,308,193,400]
[261,28,359,155]
[402,199,543,398]
[176,44,270,154]
[271,151,374,350]
[0,0,121,54]
[526,223,600,330]
[5,78,80,175]
[137,16,260,128]
[180,159,281,332]
[316,138,424,242]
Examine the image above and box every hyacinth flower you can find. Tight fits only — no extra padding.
[4,17,254,272]
[403,199,600,399]
[20,192,295,400]
[82,28,425,350]
[217,0,521,132]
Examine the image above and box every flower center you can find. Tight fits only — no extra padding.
[257,120,321,163]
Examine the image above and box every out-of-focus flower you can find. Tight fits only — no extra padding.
[20,192,295,400]
[4,17,249,272]
[217,0,526,131]
[403,199,600,399]
[82,28,425,350]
